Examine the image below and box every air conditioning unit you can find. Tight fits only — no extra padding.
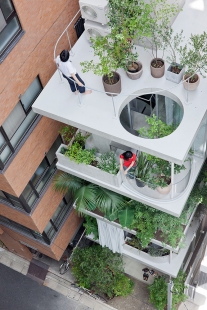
[84,20,110,41]
[79,0,109,25]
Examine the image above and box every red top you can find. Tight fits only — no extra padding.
[120,153,136,167]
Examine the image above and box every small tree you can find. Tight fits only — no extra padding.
[161,28,184,72]
[108,0,152,71]
[143,0,180,66]
[179,31,207,82]
[81,30,131,84]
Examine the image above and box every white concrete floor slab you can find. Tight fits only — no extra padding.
[33,0,207,165]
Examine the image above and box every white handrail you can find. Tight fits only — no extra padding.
[53,11,200,102]
[54,9,80,60]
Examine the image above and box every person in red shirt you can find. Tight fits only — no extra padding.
[120,151,136,178]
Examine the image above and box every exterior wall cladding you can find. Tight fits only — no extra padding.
[0,0,82,260]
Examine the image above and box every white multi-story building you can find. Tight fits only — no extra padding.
[33,0,207,306]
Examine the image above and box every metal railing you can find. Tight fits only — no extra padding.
[53,10,200,111]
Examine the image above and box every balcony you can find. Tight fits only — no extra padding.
[56,128,204,217]
[83,204,203,277]
[33,1,207,216]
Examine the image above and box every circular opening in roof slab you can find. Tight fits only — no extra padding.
[119,90,184,139]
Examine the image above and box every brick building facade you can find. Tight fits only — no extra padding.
[0,0,82,260]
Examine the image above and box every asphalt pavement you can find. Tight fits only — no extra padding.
[0,263,90,310]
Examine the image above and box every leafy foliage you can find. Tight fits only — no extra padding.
[53,173,125,213]
[138,115,175,139]
[148,276,168,310]
[65,142,96,165]
[134,152,153,182]
[126,236,143,251]
[161,28,184,66]
[97,152,119,175]
[58,126,77,144]
[83,215,99,240]
[138,115,186,188]
[147,247,170,257]
[71,245,134,298]
[81,32,130,83]
[54,163,207,248]
[179,31,207,80]
[142,0,180,59]
[148,271,187,310]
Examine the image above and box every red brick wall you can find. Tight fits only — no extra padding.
[0,0,80,124]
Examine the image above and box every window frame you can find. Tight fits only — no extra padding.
[0,76,43,170]
[0,0,24,63]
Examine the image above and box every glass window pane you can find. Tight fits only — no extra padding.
[0,9,7,32]
[21,183,33,201]
[0,0,14,19]
[0,190,7,200]
[36,162,56,194]
[10,109,37,148]
[46,135,62,165]
[0,132,6,148]
[27,193,37,208]
[0,16,21,54]
[52,200,65,223]
[44,222,55,240]
[0,144,12,163]
[2,102,25,139]
[21,78,42,110]
[30,158,48,186]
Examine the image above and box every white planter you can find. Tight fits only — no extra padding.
[157,183,172,195]
[166,64,185,84]
[123,238,170,264]
[56,144,122,188]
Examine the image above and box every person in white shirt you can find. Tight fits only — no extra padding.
[55,50,92,95]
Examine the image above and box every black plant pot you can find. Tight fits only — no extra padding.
[135,178,145,188]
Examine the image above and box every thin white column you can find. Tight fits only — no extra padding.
[171,162,174,198]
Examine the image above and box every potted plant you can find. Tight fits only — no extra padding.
[56,133,122,187]
[81,31,125,96]
[142,0,180,78]
[162,28,185,83]
[134,152,153,187]
[126,48,143,80]
[138,115,186,194]
[108,0,152,80]
[179,31,207,90]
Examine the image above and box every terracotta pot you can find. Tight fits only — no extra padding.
[183,74,200,91]
[126,61,143,80]
[150,58,165,78]
[102,72,121,96]
[157,183,172,195]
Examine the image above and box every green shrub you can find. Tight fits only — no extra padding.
[65,142,96,165]
[71,245,134,298]
[113,273,134,297]
[58,126,77,144]
[97,152,119,175]
[148,271,187,310]
[83,215,99,240]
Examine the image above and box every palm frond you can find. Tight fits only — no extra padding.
[74,183,97,213]
[53,172,85,195]
[94,185,125,213]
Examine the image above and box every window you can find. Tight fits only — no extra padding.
[44,193,73,240]
[0,77,42,170]
[0,135,62,213]
[21,136,62,209]
[0,193,74,245]
[0,0,24,62]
